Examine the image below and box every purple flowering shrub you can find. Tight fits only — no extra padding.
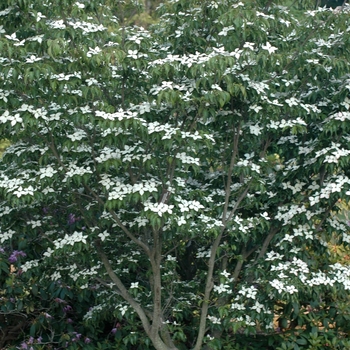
[0,201,151,350]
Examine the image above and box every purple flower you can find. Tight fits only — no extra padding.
[111,328,117,335]
[19,342,28,349]
[8,250,26,263]
[37,336,43,343]
[28,336,34,344]
[8,255,17,263]
[84,337,91,344]
[67,213,80,225]
[63,305,72,313]
[0,247,5,254]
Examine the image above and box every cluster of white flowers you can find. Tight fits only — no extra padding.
[132,180,159,196]
[218,25,235,36]
[39,166,57,179]
[269,279,298,294]
[20,259,39,272]
[275,204,307,226]
[47,19,67,29]
[0,176,24,192]
[207,315,221,324]
[329,263,350,289]
[0,88,10,102]
[247,80,269,95]
[86,46,101,57]
[53,231,88,249]
[67,20,106,33]
[51,71,81,81]
[234,315,256,326]
[27,220,42,228]
[0,110,23,126]
[213,283,232,294]
[70,263,101,282]
[268,117,307,129]
[309,176,350,206]
[144,201,174,217]
[176,152,200,165]
[307,271,334,287]
[83,303,106,320]
[108,181,133,200]
[95,147,121,163]
[95,109,138,121]
[291,224,314,240]
[149,47,242,70]
[236,158,261,174]
[0,229,15,243]
[67,129,87,141]
[231,302,245,310]
[12,186,35,198]
[147,121,179,139]
[63,163,92,181]
[328,111,350,121]
[281,180,306,194]
[270,257,309,282]
[233,215,255,234]
[196,247,211,258]
[175,198,204,212]
[324,147,350,164]
[237,286,258,299]
[265,251,284,261]
[127,215,149,228]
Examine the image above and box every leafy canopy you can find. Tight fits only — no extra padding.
[1,0,350,349]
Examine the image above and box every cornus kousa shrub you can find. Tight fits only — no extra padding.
[1,0,350,349]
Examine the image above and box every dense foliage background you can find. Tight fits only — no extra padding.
[1,0,350,349]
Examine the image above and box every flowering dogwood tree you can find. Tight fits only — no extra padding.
[1,0,350,349]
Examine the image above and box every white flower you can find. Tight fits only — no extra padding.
[43,248,54,258]
[5,32,19,41]
[144,201,174,217]
[221,269,230,278]
[243,42,255,50]
[166,255,177,262]
[28,220,42,228]
[251,301,264,313]
[98,230,110,241]
[1,229,15,243]
[249,123,262,136]
[119,305,128,316]
[36,12,46,22]
[75,2,85,8]
[261,41,277,54]
[130,282,139,289]
[214,283,231,294]
[86,46,102,57]
[249,104,262,113]
[127,50,138,59]
[208,315,221,324]
[39,166,57,178]
[0,111,23,126]
[51,271,61,281]
[13,186,34,197]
